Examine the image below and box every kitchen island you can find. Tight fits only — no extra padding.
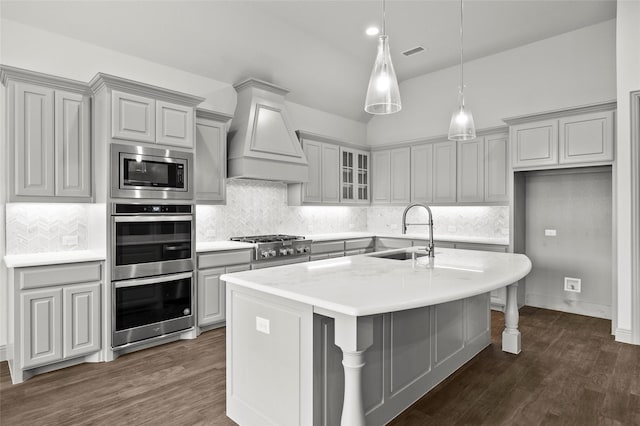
[222,248,531,426]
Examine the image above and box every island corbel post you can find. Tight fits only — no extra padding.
[324,284,522,426]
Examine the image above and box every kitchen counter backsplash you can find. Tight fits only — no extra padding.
[6,203,89,254]
[196,180,368,241]
[367,205,510,240]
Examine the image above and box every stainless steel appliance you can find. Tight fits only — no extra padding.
[111,203,195,348]
[112,271,193,348]
[111,203,193,281]
[230,234,311,269]
[111,143,193,199]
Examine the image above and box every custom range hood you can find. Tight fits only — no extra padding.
[227,78,308,183]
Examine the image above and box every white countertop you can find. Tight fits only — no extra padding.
[4,250,106,268]
[305,232,508,246]
[196,241,256,252]
[222,247,531,317]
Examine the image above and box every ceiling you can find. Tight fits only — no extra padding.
[1,0,616,122]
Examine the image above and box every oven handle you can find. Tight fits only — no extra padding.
[114,215,192,223]
[164,244,191,251]
[114,271,193,289]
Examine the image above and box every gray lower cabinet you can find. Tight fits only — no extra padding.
[455,243,509,310]
[197,250,252,328]
[1,66,92,202]
[9,261,103,384]
[195,109,232,204]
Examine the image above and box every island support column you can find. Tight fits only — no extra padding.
[333,314,374,426]
[502,283,521,354]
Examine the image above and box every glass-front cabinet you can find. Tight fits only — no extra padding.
[340,147,369,203]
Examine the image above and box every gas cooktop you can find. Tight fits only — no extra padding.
[230,234,305,244]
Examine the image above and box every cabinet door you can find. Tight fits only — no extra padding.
[196,118,226,202]
[340,148,355,202]
[432,141,457,203]
[55,91,91,198]
[485,133,509,202]
[63,283,101,359]
[355,151,369,203]
[411,144,433,203]
[457,138,485,202]
[14,82,55,197]
[390,147,411,204]
[156,101,194,148]
[322,144,340,203]
[21,288,63,369]
[372,150,391,203]
[301,140,322,203]
[198,267,226,326]
[511,119,558,168]
[111,90,155,142]
[559,111,614,165]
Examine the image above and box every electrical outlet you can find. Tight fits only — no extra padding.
[564,277,581,293]
[62,235,78,246]
[256,316,270,334]
[545,229,557,237]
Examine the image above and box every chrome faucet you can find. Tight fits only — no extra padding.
[402,203,435,258]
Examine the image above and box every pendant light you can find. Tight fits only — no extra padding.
[364,0,401,115]
[448,0,476,140]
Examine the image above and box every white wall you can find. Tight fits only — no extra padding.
[615,0,640,343]
[367,19,616,145]
[0,19,367,143]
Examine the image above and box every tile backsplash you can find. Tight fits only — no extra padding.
[197,180,368,240]
[6,203,89,254]
[5,182,509,255]
[367,205,510,240]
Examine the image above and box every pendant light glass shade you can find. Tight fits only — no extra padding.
[364,0,401,115]
[448,0,476,140]
[448,104,476,140]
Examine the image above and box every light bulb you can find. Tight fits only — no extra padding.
[376,73,390,91]
[455,110,469,125]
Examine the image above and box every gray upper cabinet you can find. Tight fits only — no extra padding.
[511,119,558,168]
[558,110,614,165]
[433,141,457,203]
[484,133,509,202]
[111,90,156,143]
[372,150,391,203]
[508,104,615,170]
[287,132,346,205]
[340,146,369,204]
[457,137,485,203]
[322,144,341,203]
[410,144,433,203]
[372,147,410,204]
[195,109,231,204]
[1,66,92,202]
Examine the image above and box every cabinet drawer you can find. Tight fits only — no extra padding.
[345,238,374,251]
[198,250,252,269]
[311,241,345,254]
[455,243,508,252]
[19,262,102,290]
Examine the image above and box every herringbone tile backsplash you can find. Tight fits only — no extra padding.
[5,181,509,255]
[6,203,89,254]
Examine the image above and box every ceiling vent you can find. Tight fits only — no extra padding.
[402,46,425,57]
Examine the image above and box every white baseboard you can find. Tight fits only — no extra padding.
[525,293,611,320]
[0,345,6,362]
[615,328,634,344]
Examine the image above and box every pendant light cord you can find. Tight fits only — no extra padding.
[459,0,465,107]
[382,0,386,36]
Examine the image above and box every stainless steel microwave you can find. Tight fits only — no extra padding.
[111,143,193,200]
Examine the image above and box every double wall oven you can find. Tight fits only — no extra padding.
[110,143,195,349]
[111,203,195,348]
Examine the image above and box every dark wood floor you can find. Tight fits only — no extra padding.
[1,307,639,425]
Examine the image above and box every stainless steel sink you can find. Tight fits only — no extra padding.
[368,251,428,261]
